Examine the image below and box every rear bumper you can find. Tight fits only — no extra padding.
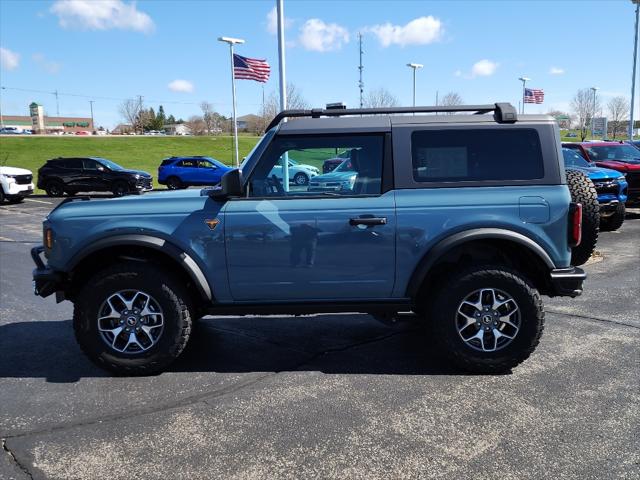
[31,246,66,298]
[549,267,586,297]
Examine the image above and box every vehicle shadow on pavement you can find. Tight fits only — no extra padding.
[0,314,467,382]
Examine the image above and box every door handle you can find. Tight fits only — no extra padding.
[349,216,387,227]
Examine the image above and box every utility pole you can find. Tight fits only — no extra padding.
[54,89,60,116]
[89,100,95,131]
[591,87,599,139]
[630,0,639,140]
[358,32,364,108]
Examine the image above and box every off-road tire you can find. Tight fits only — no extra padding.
[566,169,599,266]
[7,196,24,204]
[429,265,545,374]
[45,180,65,197]
[600,202,625,232]
[166,176,183,190]
[0,187,5,203]
[73,262,193,375]
[293,172,309,186]
[111,181,130,197]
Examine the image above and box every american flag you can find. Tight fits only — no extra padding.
[524,88,544,104]
[233,54,270,83]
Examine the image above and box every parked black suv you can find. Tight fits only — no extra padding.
[37,157,153,197]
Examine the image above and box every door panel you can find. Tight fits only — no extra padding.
[225,192,396,301]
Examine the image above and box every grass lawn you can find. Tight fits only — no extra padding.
[0,136,262,192]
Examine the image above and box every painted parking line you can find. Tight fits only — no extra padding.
[25,198,53,205]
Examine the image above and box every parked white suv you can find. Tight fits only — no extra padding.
[0,166,35,203]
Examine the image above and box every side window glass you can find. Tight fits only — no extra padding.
[411,129,544,182]
[198,160,216,169]
[178,159,197,168]
[67,159,83,170]
[247,135,384,198]
[83,159,98,170]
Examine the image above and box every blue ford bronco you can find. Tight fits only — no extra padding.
[32,103,587,375]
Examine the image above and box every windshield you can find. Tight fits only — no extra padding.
[586,145,640,163]
[562,149,591,168]
[95,158,124,171]
[334,159,356,172]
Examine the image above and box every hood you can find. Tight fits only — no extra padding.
[48,189,212,221]
[311,170,356,182]
[567,165,625,181]
[0,166,32,176]
[595,160,640,173]
[118,169,152,178]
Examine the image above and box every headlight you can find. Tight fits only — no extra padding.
[4,175,15,183]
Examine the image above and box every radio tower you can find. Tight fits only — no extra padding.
[358,32,364,108]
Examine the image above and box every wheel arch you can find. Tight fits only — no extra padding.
[407,228,556,300]
[67,234,212,305]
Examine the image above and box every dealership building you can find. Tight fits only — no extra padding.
[1,102,94,133]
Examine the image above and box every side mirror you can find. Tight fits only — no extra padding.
[212,168,244,199]
[97,166,105,172]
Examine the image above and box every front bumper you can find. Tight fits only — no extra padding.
[31,246,65,298]
[549,267,586,297]
[5,182,34,197]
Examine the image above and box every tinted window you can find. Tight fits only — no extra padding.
[248,134,384,197]
[178,159,197,168]
[83,159,100,170]
[54,159,83,169]
[412,129,544,182]
[160,159,175,166]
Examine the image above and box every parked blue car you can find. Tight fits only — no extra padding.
[308,157,357,192]
[158,156,231,189]
[562,147,628,231]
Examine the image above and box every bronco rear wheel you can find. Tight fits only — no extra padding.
[73,262,193,375]
[566,169,599,266]
[429,265,544,374]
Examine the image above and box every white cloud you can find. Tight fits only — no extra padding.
[471,59,498,77]
[299,19,349,52]
[266,6,293,35]
[549,66,565,75]
[368,16,443,47]
[168,79,194,93]
[0,47,20,71]
[50,0,154,33]
[32,53,61,74]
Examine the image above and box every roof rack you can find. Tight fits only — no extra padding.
[266,102,517,131]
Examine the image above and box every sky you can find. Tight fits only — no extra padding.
[0,0,638,129]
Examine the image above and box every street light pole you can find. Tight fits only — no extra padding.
[518,77,531,114]
[276,0,289,191]
[406,63,423,108]
[591,86,599,139]
[89,100,95,132]
[218,36,245,167]
[630,0,639,140]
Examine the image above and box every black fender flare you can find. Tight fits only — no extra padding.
[406,228,556,297]
[67,234,212,301]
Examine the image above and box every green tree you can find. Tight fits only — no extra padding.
[156,105,167,130]
[167,114,176,125]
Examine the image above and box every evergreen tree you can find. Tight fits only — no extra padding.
[156,105,167,130]
[167,114,176,125]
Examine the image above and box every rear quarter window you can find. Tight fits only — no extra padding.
[160,159,175,167]
[411,128,544,182]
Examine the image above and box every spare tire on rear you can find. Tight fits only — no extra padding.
[566,169,599,266]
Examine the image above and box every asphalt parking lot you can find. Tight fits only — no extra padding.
[1,197,639,480]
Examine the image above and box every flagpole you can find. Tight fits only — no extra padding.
[218,36,245,167]
[519,76,530,114]
[276,0,289,191]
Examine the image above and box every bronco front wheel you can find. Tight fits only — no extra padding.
[73,262,193,375]
[429,265,545,374]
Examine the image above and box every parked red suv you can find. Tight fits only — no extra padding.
[562,141,640,206]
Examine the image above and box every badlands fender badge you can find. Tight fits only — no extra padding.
[205,218,220,230]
